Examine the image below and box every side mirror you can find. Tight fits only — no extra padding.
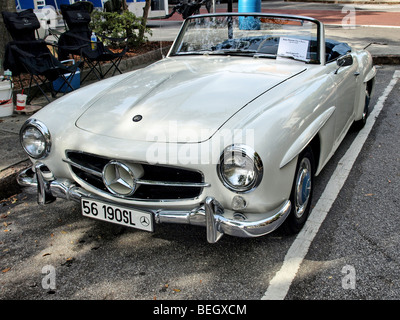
[335,54,353,74]
[337,54,353,67]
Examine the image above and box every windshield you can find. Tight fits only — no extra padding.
[170,14,321,63]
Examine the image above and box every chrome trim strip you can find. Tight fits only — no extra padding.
[135,179,210,188]
[62,158,103,177]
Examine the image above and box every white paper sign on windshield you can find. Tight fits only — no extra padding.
[277,37,309,61]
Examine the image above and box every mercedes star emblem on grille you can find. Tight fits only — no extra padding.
[102,161,136,196]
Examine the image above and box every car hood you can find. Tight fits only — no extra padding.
[76,57,306,143]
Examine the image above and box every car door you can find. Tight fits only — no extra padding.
[331,53,359,143]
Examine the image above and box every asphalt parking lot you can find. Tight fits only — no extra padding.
[1,65,399,304]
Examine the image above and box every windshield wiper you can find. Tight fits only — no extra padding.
[172,51,210,56]
[253,53,277,59]
[277,55,310,63]
[174,49,261,57]
[208,49,258,56]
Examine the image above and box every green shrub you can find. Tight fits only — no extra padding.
[90,10,152,49]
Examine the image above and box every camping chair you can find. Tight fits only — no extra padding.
[57,1,128,84]
[1,9,82,104]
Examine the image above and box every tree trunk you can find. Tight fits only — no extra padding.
[0,0,15,73]
[139,0,151,42]
[122,0,127,11]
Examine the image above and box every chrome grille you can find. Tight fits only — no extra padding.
[64,151,209,201]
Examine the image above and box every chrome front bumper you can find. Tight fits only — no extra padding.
[18,163,291,243]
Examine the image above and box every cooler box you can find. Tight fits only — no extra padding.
[52,60,81,93]
[0,80,14,117]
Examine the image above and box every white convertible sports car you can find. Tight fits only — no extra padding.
[18,13,376,243]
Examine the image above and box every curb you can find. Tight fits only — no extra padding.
[0,160,31,200]
[373,55,400,65]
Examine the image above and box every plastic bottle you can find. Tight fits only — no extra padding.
[4,69,12,81]
[90,32,97,50]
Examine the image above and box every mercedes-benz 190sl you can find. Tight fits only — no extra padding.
[18,13,376,243]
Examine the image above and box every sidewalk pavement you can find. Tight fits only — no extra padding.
[1,1,400,199]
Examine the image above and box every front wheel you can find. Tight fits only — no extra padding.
[282,146,315,234]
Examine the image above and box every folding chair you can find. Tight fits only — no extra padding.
[57,1,128,84]
[1,9,82,104]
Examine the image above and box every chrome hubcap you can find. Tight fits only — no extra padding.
[295,158,312,218]
[362,106,368,122]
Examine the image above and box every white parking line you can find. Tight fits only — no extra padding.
[262,69,400,300]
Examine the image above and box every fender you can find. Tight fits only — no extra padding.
[364,66,376,84]
[279,106,336,169]
[364,65,376,99]
[354,65,376,121]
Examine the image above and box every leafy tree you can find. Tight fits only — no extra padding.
[94,0,152,49]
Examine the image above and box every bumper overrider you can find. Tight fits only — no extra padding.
[17,162,291,243]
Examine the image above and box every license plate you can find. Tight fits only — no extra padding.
[81,198,153,232]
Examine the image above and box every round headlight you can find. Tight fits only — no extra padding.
[218,144,263,193]
[20,119,51,159]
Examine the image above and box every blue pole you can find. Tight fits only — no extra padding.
[238,0,261,30]
[238,0,261,13]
